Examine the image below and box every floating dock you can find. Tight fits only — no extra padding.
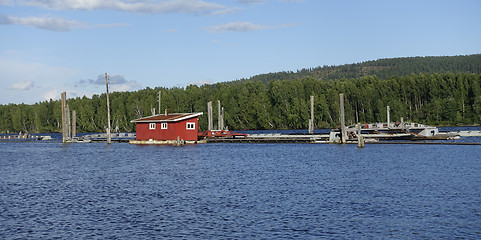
[72,133,136,143]
[203,127,481,144]
[0,133,52,141]
[206,133,329,143]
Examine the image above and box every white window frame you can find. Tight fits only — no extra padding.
[149,123,156,130]
[186,122,195,130]
[161,123,168,129]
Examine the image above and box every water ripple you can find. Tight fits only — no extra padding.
[0,142,480,239]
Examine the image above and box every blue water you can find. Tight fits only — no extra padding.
[1,140,481,239]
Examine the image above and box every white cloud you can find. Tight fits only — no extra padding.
[10,80,34,90]
[0,58,78,85]
[209,7,242,16]
[41,89,94,102]
[0,14,129,31]
[42,89,60,101]
[237,0,303,3]
[205,21,293,33]
[205,22,269,33]
[2,14,86,31]
[111,81,142,92]
[79,74,142,92]
[0,0,14,5]
[0,58,79,104]
[238,0,267,4]
[17,0,231,15]
[189,78,213,86]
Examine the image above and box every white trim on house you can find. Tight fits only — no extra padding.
[186,122,195,130]
[131,112,203,123]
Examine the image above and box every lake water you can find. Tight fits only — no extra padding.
[1,132,481,239]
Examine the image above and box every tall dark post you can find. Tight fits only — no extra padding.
[105,73,111,144]
[339,93,346,143]
[309,95,314,134]
[217,100,225,130]
[67,104,71,140]
[218,100,221,130]
[158,91,161,115]
[207,101,213,130]
[387,105,390,129]
[72,110,76,138]
[221,107,225,130]
[61,92,67,143]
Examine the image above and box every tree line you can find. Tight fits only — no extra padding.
[236,54,481,85]
[1,72,480,133]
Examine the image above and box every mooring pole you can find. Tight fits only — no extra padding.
[357,123,364,148]
[72,110,76,138]
[67,104,71,140]
[207,101,213,130]
[61,92,67,143]
[221,107,225,130]
[387,105,390,129]
[105,73,111,144]
[309,95,314,134]
[218,100,222,131]
[339,93,346,143]
[158,90,161,115]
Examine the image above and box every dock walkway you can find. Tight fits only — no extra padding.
[75,132,136,142]
[207,133,330,143]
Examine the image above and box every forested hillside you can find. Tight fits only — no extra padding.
[1,72,480,133]
[237,54,481,84]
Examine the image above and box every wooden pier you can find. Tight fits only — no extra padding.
[0,133,52,141]
[204,129,481,144]
[74,133,136,143]
[206,133,329,143]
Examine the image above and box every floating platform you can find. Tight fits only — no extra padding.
[0,134,52,141]
[448,130,481,137]
[206,133,329,143]
[129,139,207,145]
[74,132,136,143]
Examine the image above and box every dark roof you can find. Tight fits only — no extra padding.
[131,112,203,123]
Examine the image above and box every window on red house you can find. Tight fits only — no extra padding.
[186,122,195,130]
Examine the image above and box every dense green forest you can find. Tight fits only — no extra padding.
[1,55,481,133]
[237,54,481,84]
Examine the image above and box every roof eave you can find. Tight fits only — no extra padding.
[131,112,203,123]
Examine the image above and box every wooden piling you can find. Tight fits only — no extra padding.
[61,92,67,143]
[105,73,111,144]
[339,93,346,143]
[66,105,71,140]
[207,101,213,130]
[218,100,222,130]
[357,123,364,148]
[387,105,390,129]
[158,91,161,115]
[221,107,225,130]
[309,95,314,134]
[72,110,76,138]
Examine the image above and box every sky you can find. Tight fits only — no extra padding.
[1,0,480,105]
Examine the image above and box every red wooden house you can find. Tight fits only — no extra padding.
[131,112,203,142]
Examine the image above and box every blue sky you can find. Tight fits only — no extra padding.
[1,0,480,104]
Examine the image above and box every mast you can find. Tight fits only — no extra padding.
[105,73,111,144]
